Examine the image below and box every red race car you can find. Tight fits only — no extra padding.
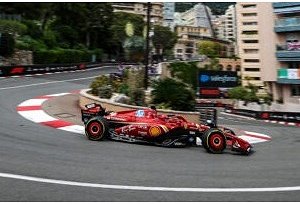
[81,103,252,155]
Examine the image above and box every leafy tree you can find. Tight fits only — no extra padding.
[110,12,145,60]
[0,20,27,35]
[151,78,196,111]
[152,25,177,56]
[52,3,114,50]
[123,36,145,62]
[228,86,248,100]
[169,62,199,91]
[198,40,221,58]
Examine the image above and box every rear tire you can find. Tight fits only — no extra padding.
[85,117,108,141]
[202,128,226,154]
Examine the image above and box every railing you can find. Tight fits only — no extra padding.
[275,17,300,27]
[276,42,300,51]
[277,68,300,79]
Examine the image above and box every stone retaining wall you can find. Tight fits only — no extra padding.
[1,49,33,66]
[79,89,200,123]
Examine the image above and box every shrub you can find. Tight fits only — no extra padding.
[0,20,27,35]
[98,85,113,99]
[129,88,145,106]
[33,48,94,64]
[89,75,110,95]
[151,78,195,111]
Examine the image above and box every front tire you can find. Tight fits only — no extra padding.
[202,128,226,154]
[85,117,108,141]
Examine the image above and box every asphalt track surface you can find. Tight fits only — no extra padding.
[0,67,299,201]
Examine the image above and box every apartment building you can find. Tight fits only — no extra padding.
[224,5,237,42]
[163,2,175,31]
[175,3,214,36]
[212,15,226,40]
[272,2,300,104]
[236,2,275,88]
[112,2,163,25]
[174,25,211,60]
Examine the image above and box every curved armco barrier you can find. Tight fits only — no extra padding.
[0,62,136,77]
[16,92,272,145]
[225,108,300,126]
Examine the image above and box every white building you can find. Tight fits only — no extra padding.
[163,2,175,31]
[174,3,214,37]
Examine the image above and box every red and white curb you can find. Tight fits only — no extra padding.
[17,93,271,144]
[263,120,300,127]
[17,92,85,135]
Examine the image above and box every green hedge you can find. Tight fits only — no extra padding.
[33,48,103,64]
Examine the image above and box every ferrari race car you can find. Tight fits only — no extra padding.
[81,103,252,155]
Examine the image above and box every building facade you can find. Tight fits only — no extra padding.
[163,2,175,31]
[174,25,211,60]
[236,2,274,88]
[112,2,163,25]
[272,2,300,104]
[237,2,300,106]
[224,5,237,42]
[175,3,214,37]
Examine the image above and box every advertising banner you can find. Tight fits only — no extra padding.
[198,70,238,88]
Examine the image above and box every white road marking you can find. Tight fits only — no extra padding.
[0,76,97,90]
[0,172,299,192]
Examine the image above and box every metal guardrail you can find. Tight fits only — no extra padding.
[0,62,138,77]
[225,108,300,123]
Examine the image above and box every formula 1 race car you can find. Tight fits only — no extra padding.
[81,103,252,155]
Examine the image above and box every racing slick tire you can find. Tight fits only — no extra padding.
[202,128,226,154]
[85,117,108,141]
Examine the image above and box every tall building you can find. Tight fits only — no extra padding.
[224,5,237,42]
[163,2,175,31]
[237,2,300,106]
[236,2,274,88]
[272,2,300,105]
[112,2,163,25]
[212,15,226,40]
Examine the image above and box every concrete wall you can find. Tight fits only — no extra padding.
[79,89,201,123]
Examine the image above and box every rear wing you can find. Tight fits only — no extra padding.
[81,103,106,123]
[198,108,217,127]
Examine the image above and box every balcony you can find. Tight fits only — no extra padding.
[275,17,300,32]
[276,43,300,61]
[277,68,300,84]
[273,3,300,14]
[273,3,300,8]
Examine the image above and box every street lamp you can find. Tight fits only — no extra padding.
[144,2,151,90]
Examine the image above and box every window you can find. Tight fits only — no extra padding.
[242,13,257,17]
[244,59,260,63]
[226,65,232,71]
[252,77,261,80]
[243,40,259,43]
[177,49,183,53]
[291,85,300,96]
[244,49,259,54]
[243,22,258,25]
[242,30,258,35]
[244,68,260,72]
[242,4,256,8]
